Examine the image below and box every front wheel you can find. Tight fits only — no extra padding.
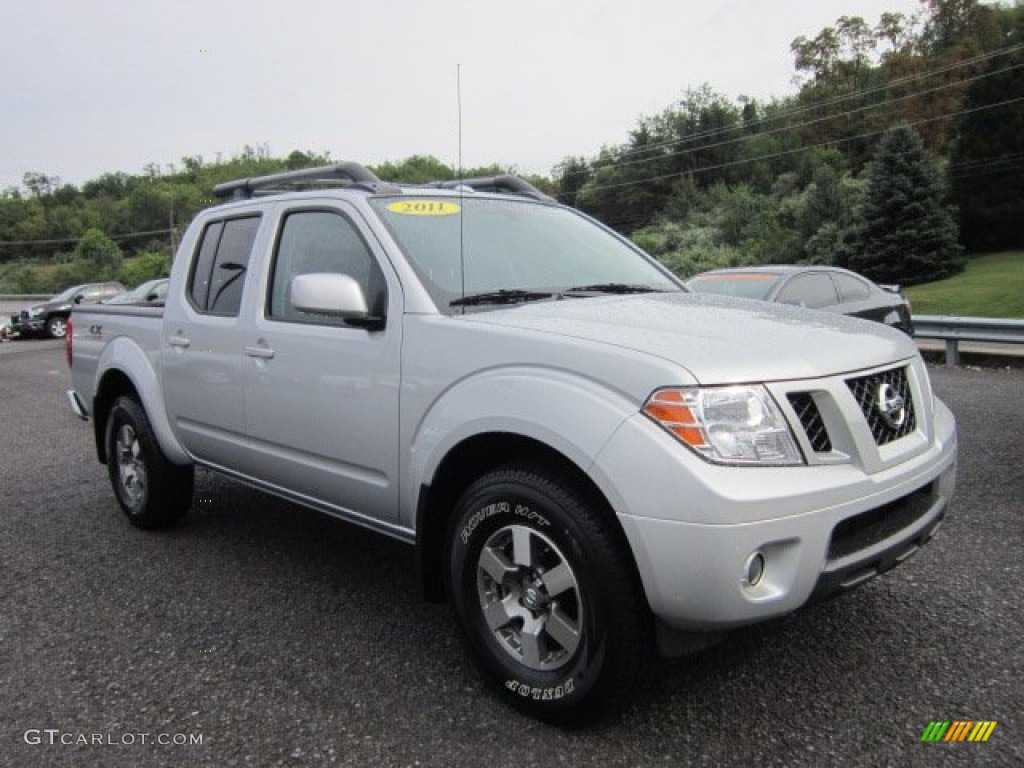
[447,463,650,723]
[105,396,193,529]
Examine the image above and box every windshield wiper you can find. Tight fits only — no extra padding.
[563,283,666,295]
[450,289,556,308]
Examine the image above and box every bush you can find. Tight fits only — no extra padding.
[119,251,170,288]
[632,221,757,279]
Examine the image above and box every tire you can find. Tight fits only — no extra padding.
[46,316,68,339]
[105,396,193,529]
[446,463,650,723]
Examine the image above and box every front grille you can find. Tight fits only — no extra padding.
[846,366,916,445]
[828,482,936,560]
[788,393,832,452]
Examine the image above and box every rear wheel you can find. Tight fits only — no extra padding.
[105,396,193,528]
[446,463,650,723]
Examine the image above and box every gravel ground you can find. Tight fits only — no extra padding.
[1,345,1020,767]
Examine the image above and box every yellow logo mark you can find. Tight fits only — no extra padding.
[387,200,461,216]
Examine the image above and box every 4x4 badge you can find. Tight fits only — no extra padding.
[876,382,906,429]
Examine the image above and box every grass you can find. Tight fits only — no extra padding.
[905,251,1024,318]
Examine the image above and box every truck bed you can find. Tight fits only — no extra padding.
[69,304,164,416]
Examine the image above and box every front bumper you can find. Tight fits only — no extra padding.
[10,314,44,334]
[592,392,957,632]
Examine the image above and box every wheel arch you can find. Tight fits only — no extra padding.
[92,341,190,466]
[415,432,646,610]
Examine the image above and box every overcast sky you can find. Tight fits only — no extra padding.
[2,0,925,189]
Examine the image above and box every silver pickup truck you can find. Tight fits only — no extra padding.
[67,164,957,722]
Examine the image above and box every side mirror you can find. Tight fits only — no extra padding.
[290,273,384,330]
[73,294,85,305]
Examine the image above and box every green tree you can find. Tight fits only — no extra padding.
[849,123,962,285]
[950,3,1024,251]
[75,228,123,277]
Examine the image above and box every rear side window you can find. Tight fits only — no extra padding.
[188,216,260,316]
[776,273,840,309]
[833,273,872,302]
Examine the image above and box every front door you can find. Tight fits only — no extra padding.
[242,204,402,523]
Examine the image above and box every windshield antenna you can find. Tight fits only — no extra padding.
[457,63,466,312]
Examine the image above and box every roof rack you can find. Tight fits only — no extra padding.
[212,162,400,200]
[425,175,554,202]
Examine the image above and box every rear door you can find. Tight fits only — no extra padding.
[775,272,841,310]
[241,202,402,523]
[162,214,262,468]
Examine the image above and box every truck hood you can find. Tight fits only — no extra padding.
[463,292,917,384]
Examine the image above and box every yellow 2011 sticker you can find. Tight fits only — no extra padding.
[387,200,461,216]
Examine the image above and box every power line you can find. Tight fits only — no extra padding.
[590,61,1023,180]
[577,95,1024,197]
[0,228,175,248]
[615,41,1024,162]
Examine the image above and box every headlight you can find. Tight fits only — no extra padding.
[643,385,804,466]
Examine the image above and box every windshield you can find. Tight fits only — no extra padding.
[687,273,781,300]
[370,197,679,311]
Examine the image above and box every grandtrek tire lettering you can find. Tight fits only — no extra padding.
[447,462,649,723]
[461,502,549,544]
[504,678,575,700]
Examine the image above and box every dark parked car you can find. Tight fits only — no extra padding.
[101,278,169,306]
[11,281,125,339]
[687,266,914,335]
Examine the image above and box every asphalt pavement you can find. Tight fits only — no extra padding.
[1,342,1021,767]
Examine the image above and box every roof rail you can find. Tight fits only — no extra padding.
[426,175,554,202]
[212,163,399,200]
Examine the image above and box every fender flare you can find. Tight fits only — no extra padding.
[95,336,191,465]
[404,366,639,529]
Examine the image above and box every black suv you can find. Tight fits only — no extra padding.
[11,281,125,339]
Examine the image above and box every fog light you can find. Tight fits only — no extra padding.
[744,552,765,587]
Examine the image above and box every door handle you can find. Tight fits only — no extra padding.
[245,345,275,359]
[168,335,190,348]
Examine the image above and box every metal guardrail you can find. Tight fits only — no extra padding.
[913,315,1024,366]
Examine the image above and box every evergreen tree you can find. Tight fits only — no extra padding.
[950,5,1024,251]
[848,123,962,285]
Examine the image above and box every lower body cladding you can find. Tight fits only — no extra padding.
[593,401,957,647]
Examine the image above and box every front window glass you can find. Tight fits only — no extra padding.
[268,210,384,324]
[369,197,677,311]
